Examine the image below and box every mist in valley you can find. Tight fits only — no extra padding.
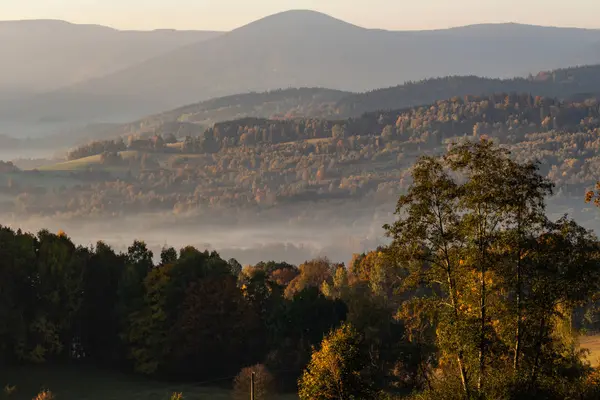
[0,148,60,162]
[0,200,394,266]
[0,193,598,267]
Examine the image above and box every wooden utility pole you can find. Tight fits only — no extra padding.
[250,371,255,400]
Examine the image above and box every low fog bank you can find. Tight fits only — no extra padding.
[0,202,395,266]
[0,149,60,162]
[0,120,118,162]
[2,194,599,266]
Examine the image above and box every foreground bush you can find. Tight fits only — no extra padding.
[3,385,16,398]
[233,364,275,400]
[298,323,375,400]
[33,390,54,400]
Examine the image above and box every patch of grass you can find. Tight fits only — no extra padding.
[580,335,600,367]
[37,156,102,171]
[306,138,332,144]
[37,151,140,172]
[166,143,185,150]
[279,138,331,146]
[1,365,298,400]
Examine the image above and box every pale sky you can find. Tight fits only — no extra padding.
[3,0,600,31]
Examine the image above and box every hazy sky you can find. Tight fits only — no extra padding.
[4,0,600,31]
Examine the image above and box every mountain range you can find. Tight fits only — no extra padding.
[0,19,220,94]
[5,63,600,151]
[4,10,600,128]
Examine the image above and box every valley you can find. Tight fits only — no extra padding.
[4,82,600,263]
[5,6,600,399]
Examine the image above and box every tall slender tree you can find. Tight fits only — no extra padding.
[384,154,472,397]
[387,139,600,398]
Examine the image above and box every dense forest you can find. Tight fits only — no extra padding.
[5,91,600,222]
[3,141,600,399]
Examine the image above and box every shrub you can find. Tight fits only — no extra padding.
[33,390,54,400]
[298,323,375,400]
[3,385,17,397]
[233,364,275,400]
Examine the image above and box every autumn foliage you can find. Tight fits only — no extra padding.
[298,323,374,400]
[3,141,600,399]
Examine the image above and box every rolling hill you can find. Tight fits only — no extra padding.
[7,10,600,126]
[47,64,600,147]
[86,88,351,141]
[334,64,600,116]
[0,19,221,95]
[5,63,600,152]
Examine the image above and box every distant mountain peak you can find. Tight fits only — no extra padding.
[256,9,340,19]
[6,12,600,126]
[265,9,346,20]
[233,9,362,34]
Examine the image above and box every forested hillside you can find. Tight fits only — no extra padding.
[4,92,600,222]
[334,64,600,116]
[96,88,350,142]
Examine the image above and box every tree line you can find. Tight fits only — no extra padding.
[66,90,600,159]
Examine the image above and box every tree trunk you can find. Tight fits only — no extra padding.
[513,261,522,371]
[477,215,488,395]
[478,264,486,394]
[529,316,546,389]
[437,200,470,399]
[458,354,470,400]
[513,207,524,372]
[447,264,470,399]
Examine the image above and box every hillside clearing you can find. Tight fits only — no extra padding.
[37,151,141,171]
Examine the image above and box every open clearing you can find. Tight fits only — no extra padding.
[580,335,600,367]
[37,151,141,171]
[1,365,298,400]
[36,151,206,172]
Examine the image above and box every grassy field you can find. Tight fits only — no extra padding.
[37,151,141,172]
[580,335,600,367]
[166,143,185,151]
[1,365,298,400]
[4,343,598,399]
[36,151,207,172]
